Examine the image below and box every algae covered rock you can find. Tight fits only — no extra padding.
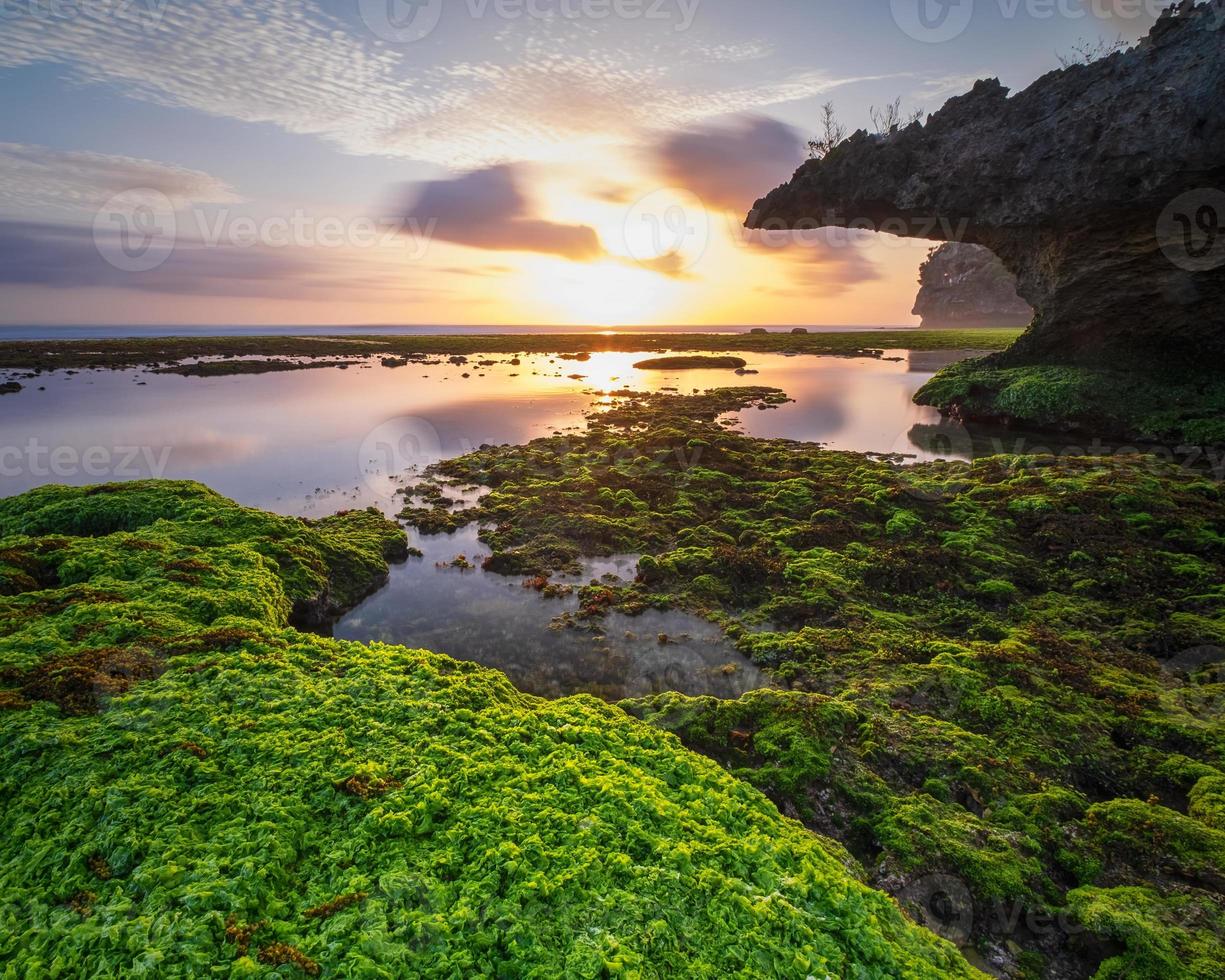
[0,480,978,977]
[435,386,1225,978]
[913,244,1032,328]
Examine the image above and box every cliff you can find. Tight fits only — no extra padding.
[747,0,1225,441]
[912,243,1032,328]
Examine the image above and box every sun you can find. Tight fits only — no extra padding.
[524,257,688,326]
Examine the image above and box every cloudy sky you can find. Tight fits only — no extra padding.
[0,0,1155,327]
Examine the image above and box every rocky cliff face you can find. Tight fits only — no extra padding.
[912,243,1032,328]
[748,1,1225,372]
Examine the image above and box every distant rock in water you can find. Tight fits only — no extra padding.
[912,243,1032,328]
[633,356,747,370]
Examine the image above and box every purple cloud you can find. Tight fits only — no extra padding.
[653,115,806,214]
[393,165,603,262]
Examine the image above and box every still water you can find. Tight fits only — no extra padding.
[334,525,770,700]
[0,348,984,699]
[0,348,978,511]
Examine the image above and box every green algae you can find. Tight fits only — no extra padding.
[425,386,1225,977]
[0,329,1022,374]
[0,480,979,977]
[153,359,354,377]
[915,359,1225,446]
[632,356,748,370]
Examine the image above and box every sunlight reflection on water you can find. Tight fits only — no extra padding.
[0,348,981,700]
[0,348,976,515]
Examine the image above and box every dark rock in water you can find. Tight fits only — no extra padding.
[747,2,1225,372]
[154,360,347,378]
[749,328,769,334]
[791,327,809,335]
[913,243,1032,328]
[633,356,748,371]
[0,382,21,395]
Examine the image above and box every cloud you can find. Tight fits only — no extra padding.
[0,143,240,218]
[0,219,417,299]
[745,226,882,296]
[439,264,516,278]
[0,2,873,166]
[1090,0,1161,39]
[912,74,984,104]
[653,115,806,214]
[394,165,603,261]
[644,114,876,294]
[629,250,696,280]
[588,182,638,205]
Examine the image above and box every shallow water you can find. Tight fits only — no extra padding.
[333,524,770,701]
[0,348,978,513]
[0,347,982,699]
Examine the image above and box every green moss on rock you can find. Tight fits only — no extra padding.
[430,387,1225,977]
[915,360,1225,446]
[0,480,978,977]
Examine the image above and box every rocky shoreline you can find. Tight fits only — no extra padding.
[749,1,1225,445]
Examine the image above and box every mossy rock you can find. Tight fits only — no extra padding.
[0,479,979,977]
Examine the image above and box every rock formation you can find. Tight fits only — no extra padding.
[748,1,1225,373]
[912,243,1032,328]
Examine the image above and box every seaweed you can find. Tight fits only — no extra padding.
[0,478,977,978]
[430,386,1225,978]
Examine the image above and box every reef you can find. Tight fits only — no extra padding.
[632,356,748,370]
[748,2,1225,443]
[0,329,1022,374]
[913,244,1032,328]
[431,387,1225,978]
[0,479,977,976]
[152,359,354,377]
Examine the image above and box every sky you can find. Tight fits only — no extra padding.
[0,0,1160,328]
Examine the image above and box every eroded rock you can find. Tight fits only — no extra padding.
[748,2,1225,371]
[913,243,1033,328]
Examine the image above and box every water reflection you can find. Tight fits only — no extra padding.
[0,348,983,513]
[0,348,991,701]
[333,524,770,700]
